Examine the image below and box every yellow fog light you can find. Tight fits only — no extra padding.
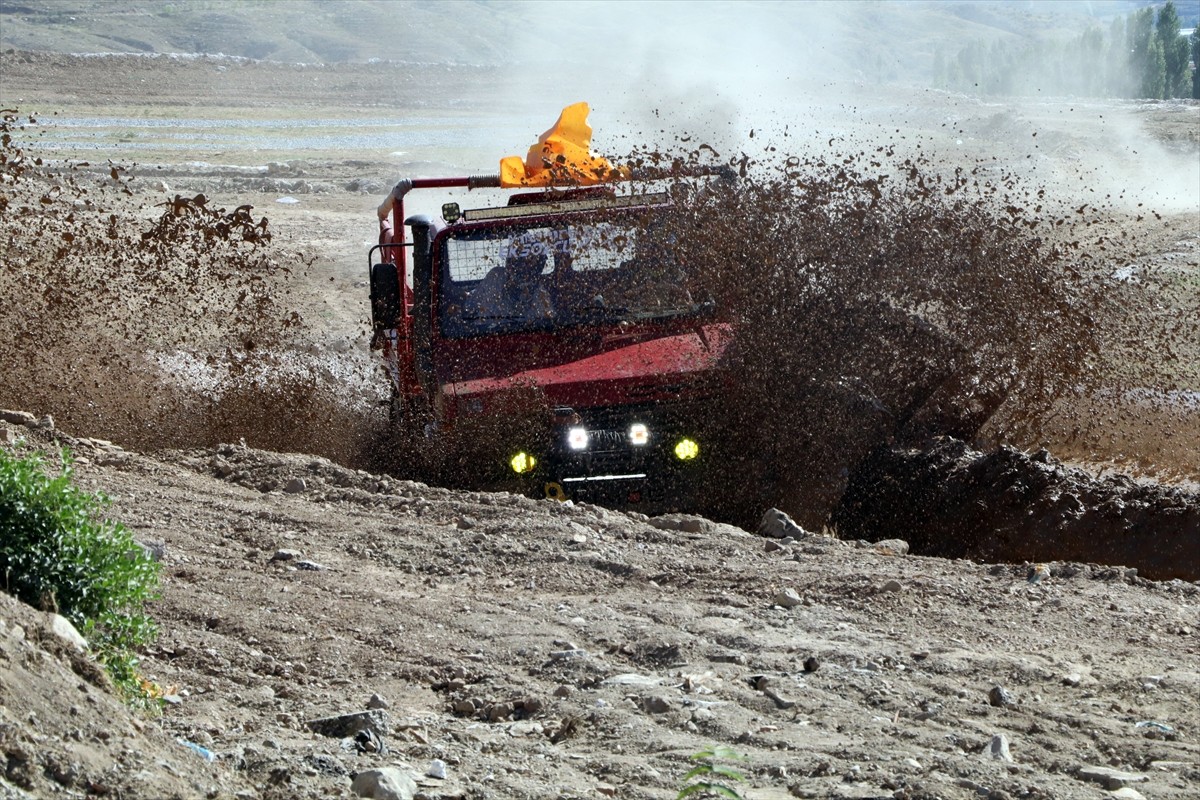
[674,438,699,460]
[511,452,537,474]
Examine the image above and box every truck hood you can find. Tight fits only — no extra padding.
[444,325,731,410]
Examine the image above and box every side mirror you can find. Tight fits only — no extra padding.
[370,262,401,332]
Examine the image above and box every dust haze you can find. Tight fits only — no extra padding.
[469,1,1199,219]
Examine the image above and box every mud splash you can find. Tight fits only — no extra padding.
[2,109,1196,573]
[0,110,373,464]
[630,143,1198,529]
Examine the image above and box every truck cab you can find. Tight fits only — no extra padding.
[370,179,729,511]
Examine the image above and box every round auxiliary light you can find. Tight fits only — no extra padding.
[567,426,589,451]
[511,452,537,474]
[629,423,649,446]
[674,438,699,461]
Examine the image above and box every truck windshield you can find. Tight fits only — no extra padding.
[437,216,705,338]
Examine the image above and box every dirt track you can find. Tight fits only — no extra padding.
[1,49,1199,800]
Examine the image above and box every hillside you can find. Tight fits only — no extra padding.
[3,0,1187,83]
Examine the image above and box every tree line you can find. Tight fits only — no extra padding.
[934,1,1199,99]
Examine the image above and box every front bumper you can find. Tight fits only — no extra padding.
[521,406,708,512]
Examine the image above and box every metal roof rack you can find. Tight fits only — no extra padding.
[460,191,671,222]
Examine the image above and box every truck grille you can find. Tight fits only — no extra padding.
[549,402,702,480]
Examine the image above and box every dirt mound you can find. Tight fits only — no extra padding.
[0,589,249,798]
[834,438,1200,581]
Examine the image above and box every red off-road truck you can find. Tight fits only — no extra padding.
[368,173,730,511]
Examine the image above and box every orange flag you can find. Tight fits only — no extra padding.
[499,102,628,188]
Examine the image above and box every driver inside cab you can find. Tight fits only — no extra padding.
[465,232,555,324]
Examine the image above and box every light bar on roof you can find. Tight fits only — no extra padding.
[461,191,670,222]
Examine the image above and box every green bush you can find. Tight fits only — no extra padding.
[0,445,160,695]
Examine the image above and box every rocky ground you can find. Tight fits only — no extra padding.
[2,415,1199,800]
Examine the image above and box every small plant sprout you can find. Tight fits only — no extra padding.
[677,745,747,800]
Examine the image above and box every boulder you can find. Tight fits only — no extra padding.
[350,767,417,800]
[758,508,810,539]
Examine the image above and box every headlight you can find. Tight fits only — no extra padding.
[629,423,649,446]
[674,438,699,460]
[511,452,537,473]
[567,426,589,451]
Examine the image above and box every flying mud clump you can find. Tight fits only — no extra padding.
[0,110,365,461]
